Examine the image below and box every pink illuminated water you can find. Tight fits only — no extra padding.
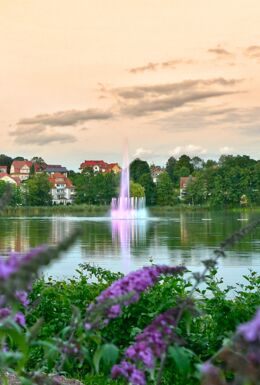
[111,147,147,219]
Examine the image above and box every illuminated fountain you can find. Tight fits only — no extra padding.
[111,148,147,219]
[110,146,148,271]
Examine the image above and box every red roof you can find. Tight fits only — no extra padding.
[11,160,32,174]
[80,160,121,173]
[0,166,8,171]
[80,160,108,169]
[48,173,74,188]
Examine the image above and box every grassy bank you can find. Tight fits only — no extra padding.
[3,204,110,216]
[2,204,260,217]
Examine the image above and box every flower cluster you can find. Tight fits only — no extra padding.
[0,246,48,280]
[238,308,260,343]
[112,308,180,385]
[111,361,146,385]
[85,265,186,330]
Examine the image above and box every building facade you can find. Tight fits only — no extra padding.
[48,173,75,205]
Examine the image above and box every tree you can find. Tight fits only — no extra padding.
[26,174,52,206]
[177,154,194,174]
[185,177,206,205]
[0,181,22,206]
[191,156,204,170]
[138,173,156,205]
[156,173,174,206]
[130,181,145,197]
[178,166,190,177]
[165,157,177,184]
[0,154,13,173]
[31,156,46,170]
[130,159,150,183]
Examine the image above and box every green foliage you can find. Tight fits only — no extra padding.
[130,159,150,183]
[156,172,174,206]
[25,174,52,206]
[23,264,260,385]
[138,173,156,205]
[130,181,145,197]
[72,172,119,205]
[0,154,13,173]
[0,181,22,207]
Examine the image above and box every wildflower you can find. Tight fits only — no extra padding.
[14,312,26,327]
[111,361,146,385]
[85,265,186,329]
[15,291,29,307]
[201,361,219,376]
[0,245,48,280]
[0,307,11,319]
[112,308,180,383]
[238,308,260,342]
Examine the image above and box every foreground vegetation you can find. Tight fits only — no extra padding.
[26,264,260,385]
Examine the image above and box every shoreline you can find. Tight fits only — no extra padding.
[1,204,260,216]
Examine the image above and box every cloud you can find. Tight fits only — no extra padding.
[159,105,260,137]
[18,108,114,127]
[128,59,194,73]
[107,78,241,117]
[208,46,233,58]
[244,45,260,59]
[169,145,208,157]
[134,147,153,157]
[219,146,235,155]
[121,90,236,116]
[111,78,241,100]
[10,124,76,145]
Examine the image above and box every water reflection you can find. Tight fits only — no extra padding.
[111,218,148,272]
[0,212,259,286]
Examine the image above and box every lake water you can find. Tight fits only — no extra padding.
[0,210,259,287]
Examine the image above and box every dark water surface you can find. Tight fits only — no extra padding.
[0,210,259,286]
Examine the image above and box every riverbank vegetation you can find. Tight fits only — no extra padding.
[0,153,259,209]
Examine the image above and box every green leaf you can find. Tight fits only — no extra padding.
[93,346,102,374]
[100,344,119,367]
[168,345,194,377]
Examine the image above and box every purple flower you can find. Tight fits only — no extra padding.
[14,312,26,327]
[108,304,121,318]
[238,308,260,342]
[15,291,29,307]
[0,245,48,280]
[111,361,146,385]
[112,307,179,383]
[201,362,219,376]
[0,307,11,319]
[86,265,186,329]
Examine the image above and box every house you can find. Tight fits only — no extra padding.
[150,165,164,184]
[48,173,75,205]
[0,166,8,173]
[80,160,121,174]
[105,163,121,174]
[10,160,33,181]
[45,165,68,177]
[179,176,196,200]
[0,173,21,186]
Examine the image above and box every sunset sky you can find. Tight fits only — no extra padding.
[1,0,260,170]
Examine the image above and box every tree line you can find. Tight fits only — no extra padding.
[0,153,259,207]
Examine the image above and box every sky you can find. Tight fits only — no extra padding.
[0,0,260,170]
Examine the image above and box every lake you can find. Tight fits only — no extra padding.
[0,210,259,286]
